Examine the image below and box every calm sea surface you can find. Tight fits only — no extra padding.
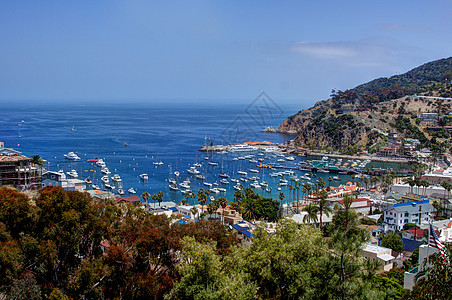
[0,100,404,205]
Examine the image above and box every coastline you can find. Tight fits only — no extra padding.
[306,151,415,164]
[200,143,415,164]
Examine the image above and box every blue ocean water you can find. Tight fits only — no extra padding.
[0,100,403,205]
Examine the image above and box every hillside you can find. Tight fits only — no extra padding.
[278,57,452,153]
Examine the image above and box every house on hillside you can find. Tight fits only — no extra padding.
[338,197,371,215]
[361,244,395,272]
[382,200,435,232]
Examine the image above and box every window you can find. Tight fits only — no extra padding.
[405,213,409,217]
[51,175,55,179]
[400,213,403,217]
[404,219,408,223]
[400,220,402,224]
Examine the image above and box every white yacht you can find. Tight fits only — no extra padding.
[101,175,109,184]
[228,144,258,152]
[101,168,111,174]
[230,178,239,183]
[64,152,81,161]
[139,173,148,180]
[92,184,100,190]
[96,159,106,168]
[153,161,164,166]
[286,156,295,161]
[237,170,247,175]
[179,182,190,189]
[66,170,78,178]
[105,183,114,189]
[128,187,136,194]
[169,183,179,191]
[217,187,226,192]
[249,169,259,173]
[208,161,218,166]
[210,188,220,194]
[220,178,229,184]
[233,184,242,190]
[111,174,122,182]
[118,188,125,195]
[187,167,200,174]
[203,182,212,187]
[195,174,206,180]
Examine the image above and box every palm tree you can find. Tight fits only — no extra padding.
[364,177,370,190]
[328,176,333,187]
[279,192,285,218]
[157,191,164,207]
[219,197,228,224]
[302,203,318,225]
[142,192,150,207]
[31,154,45,177]
[316,191,332,229]
[190,206,199,220]
[302,188,307,205]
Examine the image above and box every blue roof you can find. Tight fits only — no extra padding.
[242,230,255,238]
[168,207,178,212]
[394,200,429,207]
[402,238,424,252]
[174,220,187,225]
[231,224,248,231]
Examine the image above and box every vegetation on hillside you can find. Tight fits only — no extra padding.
[278,57,452,153]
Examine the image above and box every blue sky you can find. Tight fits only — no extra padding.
[1,0,451,106]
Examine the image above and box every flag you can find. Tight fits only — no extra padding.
[429,224,447,259]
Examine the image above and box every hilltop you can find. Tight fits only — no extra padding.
[278,57,452,154]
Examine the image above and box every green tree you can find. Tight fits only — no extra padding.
[302,203,318,225]
[381,233,404,253]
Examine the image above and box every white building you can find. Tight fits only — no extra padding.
[361,244,395,272]
[382,200,435,232]
[404,245,440,290]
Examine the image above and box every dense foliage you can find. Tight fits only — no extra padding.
[0,186,235,299]
[335,57,452,105]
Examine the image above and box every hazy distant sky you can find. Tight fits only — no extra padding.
[1,0,451,105]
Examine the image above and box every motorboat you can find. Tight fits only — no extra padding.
[187,167,200,174]
[220,178,229,184]
[217,187,226,192]
[249,169,259,173]
[249,176,260,181]
[128,187,136,194]
[84,177,92,185]
[233,184,242,190]
[228,144,258,152]
[277,159,285,163]
[87,157,99,163]
[195,174,206,180]
[66,170,78,178]
[101,168,111,174]
[208,161,218,166]
[105,183,114,189]
[118,188,125,195]
[249,159,258,163]
[169,178,176,184]
[92,184,100,190]
[250,182,261,189]
[139,173,148,180]
[111,174,122,182]
[96,159,106,168]
[174,171,180,177]
[180,182,190,189]
[240,177,248,182]
[237,171,247,175]
[213,182,219,186]
[101,175,109,183]
[238,157,245,160]
[232,158,238,161]
[193,163,202,168]
[169,183,179,191]
[203,182,212,187]
[153,161,164,166]
[219,173,229,178]
[210,188,220,194]
[64,152,81,161]
[333,176,340,181]
[230,178,239,183]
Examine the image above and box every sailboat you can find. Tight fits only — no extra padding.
[219,160,229,178]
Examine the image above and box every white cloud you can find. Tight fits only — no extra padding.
[291,41,357,59]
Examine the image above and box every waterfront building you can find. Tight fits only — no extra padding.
[382,200,435,232]
[0,145,41,191]
[42,170,85,192]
